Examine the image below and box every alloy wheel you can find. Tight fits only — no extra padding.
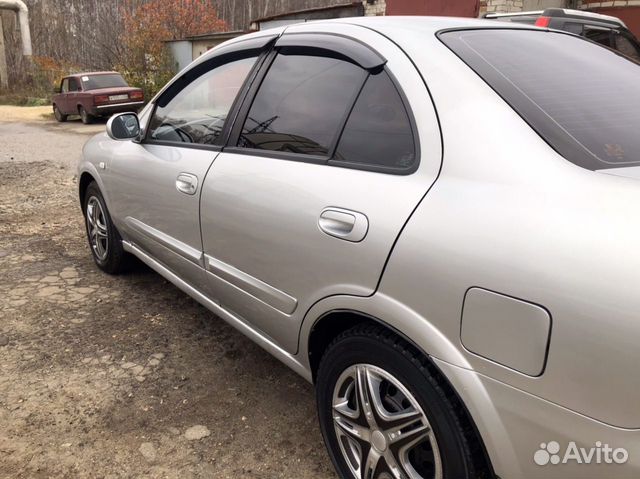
[332,364,442,479]
[86,196,109,261]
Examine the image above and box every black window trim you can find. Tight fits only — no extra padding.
[224,33,420,176]
[141,35,277,151]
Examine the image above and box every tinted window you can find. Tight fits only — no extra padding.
[68,78,79,92]
[149,56,257,145]
[615,33,640,62]
[238,52,367,156]
[584,27,612,48]
[563,22,583,35]
[334,71,415,170]
[82,74,128,90]
[441,29,640,170]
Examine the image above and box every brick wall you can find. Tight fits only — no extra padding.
[480,0,567,13]
[480,0,525,13]
[579,1,640,6]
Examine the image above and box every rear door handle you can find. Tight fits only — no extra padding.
[318,207,368,242]
[176,173,198,195]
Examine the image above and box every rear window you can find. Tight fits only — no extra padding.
[440,29,640,170]
[81,74,128,90]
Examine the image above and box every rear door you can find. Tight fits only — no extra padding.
[200,29,441,353]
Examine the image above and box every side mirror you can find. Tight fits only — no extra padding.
[53,87,61,94]
[107,112,140,141]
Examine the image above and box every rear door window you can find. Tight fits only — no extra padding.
[440,29,640,170]
[237,51,367,156]
[333,71,416,171]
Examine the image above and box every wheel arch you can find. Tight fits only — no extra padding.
[79,171,96,206]
[304,305,495,478]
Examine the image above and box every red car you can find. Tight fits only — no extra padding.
[52,71,144,124]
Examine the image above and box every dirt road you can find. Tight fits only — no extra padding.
[0,107,335,478]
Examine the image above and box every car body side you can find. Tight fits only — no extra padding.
[79,18,640,479]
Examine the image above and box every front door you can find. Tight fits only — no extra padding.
[59,78,71,114]
[106,50,262,287]
[200,33,441,353]
[66,77,80,115]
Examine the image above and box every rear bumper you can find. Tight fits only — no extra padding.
[90,101,144,116]
[434,358,640,479]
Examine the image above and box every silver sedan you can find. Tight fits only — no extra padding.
[78,17,640,479]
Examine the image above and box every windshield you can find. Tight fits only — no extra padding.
[81,74,128,90]
[440,29,640,170]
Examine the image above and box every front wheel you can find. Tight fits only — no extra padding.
[83,182,129,274]
[316,325,479,479]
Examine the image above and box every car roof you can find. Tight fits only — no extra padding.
[66,71,121,78]
[219,15,539,51]
[485,8,627,28]
[327,15,540,33]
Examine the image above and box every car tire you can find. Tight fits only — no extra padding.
[79,106,93,124]
[316,324,479,479]
[53,105,67,122]
[83,182,129,274]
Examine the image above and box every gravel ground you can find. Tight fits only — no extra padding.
[0,107,335,478]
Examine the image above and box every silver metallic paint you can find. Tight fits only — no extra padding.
[77,18,640,479]
[460,287,551,377]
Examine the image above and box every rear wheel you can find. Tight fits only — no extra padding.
[79,106,93,124]
[53,105,67,122]
[316,325,478,479]
[83,182,129,274]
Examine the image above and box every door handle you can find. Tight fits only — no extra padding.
[318,207,368,242]
[176,173,198,195]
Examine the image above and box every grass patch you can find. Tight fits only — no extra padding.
[0,94,50,107]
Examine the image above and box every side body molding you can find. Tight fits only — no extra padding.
[204,254,298,315]
[124,216,203,265]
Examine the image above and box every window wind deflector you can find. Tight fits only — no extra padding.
[275,33,386,71]
[157,35,277,109]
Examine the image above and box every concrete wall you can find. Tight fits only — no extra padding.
[167,40,192,73]
[192,39,229,60]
